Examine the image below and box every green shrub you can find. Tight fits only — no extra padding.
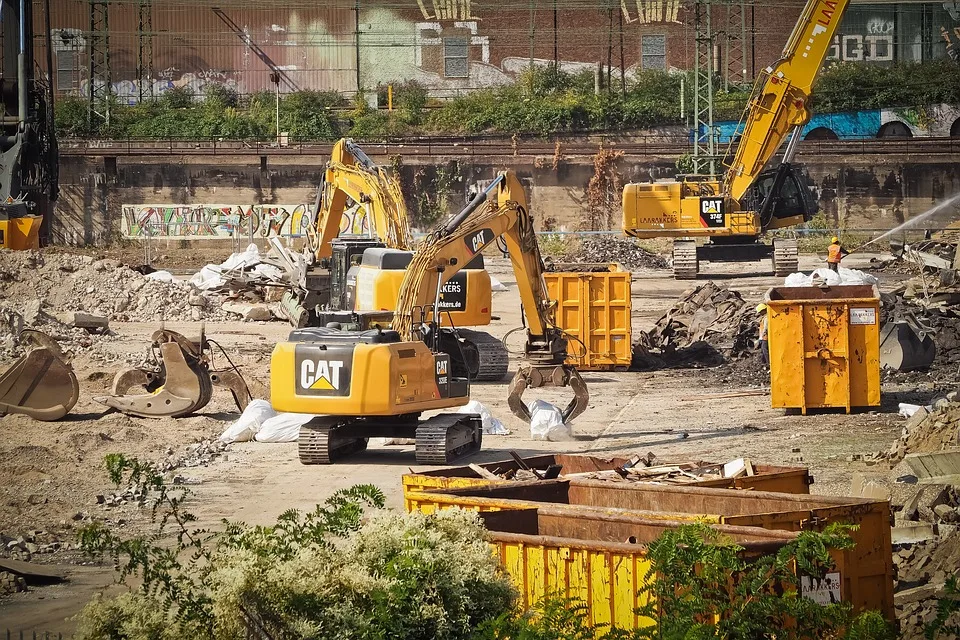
[54,95,92,137]
[159,86,195,109]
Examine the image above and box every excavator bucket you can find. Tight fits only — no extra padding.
[95,329,250,418]
[0,330,79,421]
[507,364,590,423]
[880,318,937,372]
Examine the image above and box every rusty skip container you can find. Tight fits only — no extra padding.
[765,284,881,414]
[544,263,632,370]
[402,454,813,509]
[407,479,893,621]
[419,499,858,633]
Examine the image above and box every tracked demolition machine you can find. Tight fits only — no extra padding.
[271,170,589,465]
[280,138,508,381]
[0,0,58,250]
[622,0,850,279]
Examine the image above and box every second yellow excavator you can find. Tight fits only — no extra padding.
[622,0,849,279]
[281,139,508,381]
[271,170,588,465]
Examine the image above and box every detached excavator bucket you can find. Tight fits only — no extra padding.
[0,330,79,421]
[95,330,212,418]
[95,329,250,418]
[507,363,589,423]
[880,318,937,372]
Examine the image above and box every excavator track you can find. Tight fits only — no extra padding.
[415,413,482,465]
[672,240,698,280]
[456,328,510,382]
[772,239,799,277]
[299,418,369,465]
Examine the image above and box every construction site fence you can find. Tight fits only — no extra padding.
[4,632,64,640]
[58,136,960,158]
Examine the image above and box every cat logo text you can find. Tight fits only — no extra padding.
[300,359,343,391]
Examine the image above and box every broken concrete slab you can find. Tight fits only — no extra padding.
[892,522,936,545]
[850,473,891,501]
[221,301,273,322]
[54,311,109,330]
[905,450,960,486]
[894,583,941,606]
[0,558,67,583]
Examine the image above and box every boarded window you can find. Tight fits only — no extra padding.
[641,34,666,70]
[444,36,469,78]
[55,46,82,92]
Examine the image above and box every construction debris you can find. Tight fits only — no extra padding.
[553,236,667,271]
[887,402,960,462]
[0,250,233,331]
[631,282,759,369]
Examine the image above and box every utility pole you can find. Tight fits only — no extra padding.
[88,0,110,127]
[553,0,558,69]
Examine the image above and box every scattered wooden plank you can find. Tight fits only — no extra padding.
[679,390,769,401]
[468,464,502,481]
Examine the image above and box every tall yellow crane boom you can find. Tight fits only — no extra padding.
[724,0,851,204]
[393,171,589,422]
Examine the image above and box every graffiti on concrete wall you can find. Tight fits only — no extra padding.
[418,0,479,20]
[121,204,314,239]
[121,202,374,240]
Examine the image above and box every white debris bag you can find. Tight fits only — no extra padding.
[255,412,314,443]
[490,276,509,292]
[783,267,878,288]
[528,400,571,441]
[370,437,416,446]
[144,270,175,282]
[219,399,276,443]
[458,400,509,435]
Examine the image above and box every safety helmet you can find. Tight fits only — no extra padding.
[831,236,839,243]
[756,303,767,313]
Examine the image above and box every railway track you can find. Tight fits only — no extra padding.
[58,136,960,159]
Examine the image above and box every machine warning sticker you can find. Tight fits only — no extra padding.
[800,572,841,605]
[464,228,496,256]
[434,354,451,398]
[699,198,726,228]
[850,308,877,325]
[437,274,468,311]
[295,345,353,396]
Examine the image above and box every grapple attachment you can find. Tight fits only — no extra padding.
[95,329,250,418]
[507,363,589,423]
[0,330,79,421]
[880,316,937,372]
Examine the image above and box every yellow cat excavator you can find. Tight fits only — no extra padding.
[281,138,508,381]
[622,0,850,279]
[270,170,588,465]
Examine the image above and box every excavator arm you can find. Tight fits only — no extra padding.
[309,138,411,260]
[393,171,588,422]
[724,0,851,207]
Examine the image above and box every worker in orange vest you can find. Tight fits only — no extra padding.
[826,236,848,272]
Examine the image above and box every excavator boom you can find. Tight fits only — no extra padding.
[394,171,589,422]
[724,0,851,205]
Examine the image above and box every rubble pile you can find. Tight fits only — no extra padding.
[556,236,667,271]
[894,530,960,639]
[631,282,760,370]
[880,399,960,637]
[887,402,960,462]
[0,250,233,324]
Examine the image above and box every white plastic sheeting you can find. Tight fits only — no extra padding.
[783,267,879,288]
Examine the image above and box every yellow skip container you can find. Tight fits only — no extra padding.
[765,284,881,414]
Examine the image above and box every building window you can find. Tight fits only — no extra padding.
[55,44,83,92]
[443,36,469,78]
[641,34,666,70]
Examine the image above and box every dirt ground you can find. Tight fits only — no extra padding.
[0,251,946,634]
